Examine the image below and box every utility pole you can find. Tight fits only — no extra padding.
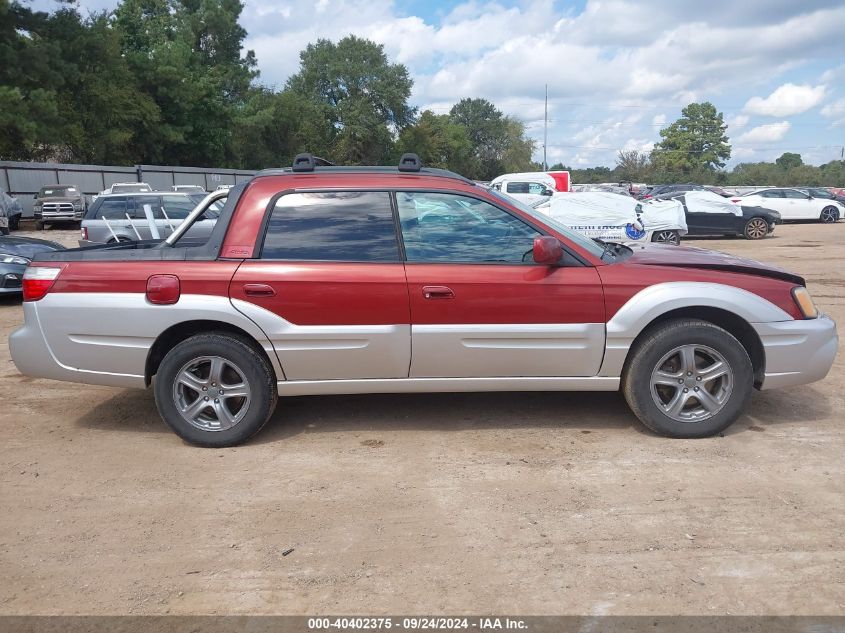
[543,84,548,170]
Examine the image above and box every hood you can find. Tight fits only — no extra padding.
[37,195,83,202]
[0,236,65,258]
[624,242,804,285]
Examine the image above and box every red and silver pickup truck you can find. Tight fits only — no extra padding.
[10,154,838,447]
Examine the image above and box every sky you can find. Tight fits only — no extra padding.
[32,0,845,169]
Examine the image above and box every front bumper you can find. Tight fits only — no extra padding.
[754,315,838,390]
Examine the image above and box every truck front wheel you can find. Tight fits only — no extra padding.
[154,333,277,447]
[622,319,753,438]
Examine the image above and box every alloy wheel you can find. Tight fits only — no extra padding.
[650,344,734,422]
[653,230,680,245]
[172,355,252,431]
[821,207,839,223]
[745,218,768,239]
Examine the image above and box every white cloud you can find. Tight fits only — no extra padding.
[821,97,845,125]
[728,114,749,130]
[744,83,827,116]
[735,121,791,143]
[651,114,666,127]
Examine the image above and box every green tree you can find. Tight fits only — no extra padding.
[232,87,334,169]
[651,102,731,174]
[287,35,414,165]
[775,152,803,170]
[113,0,256,166]
[448,98,536,180]
[615,150,652,182]
[395,110,473,174]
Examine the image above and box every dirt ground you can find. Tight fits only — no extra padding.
[0,222,843,616]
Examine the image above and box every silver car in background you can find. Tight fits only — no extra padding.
[80,192,223,245]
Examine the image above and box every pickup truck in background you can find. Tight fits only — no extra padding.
[33,184,87,230]
[9,153,838,447]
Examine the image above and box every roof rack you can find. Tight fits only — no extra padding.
[253,152,474,185]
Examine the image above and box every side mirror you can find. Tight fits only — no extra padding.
[533,236,563,265]
[33,194,38,200]
[542,189,553,196]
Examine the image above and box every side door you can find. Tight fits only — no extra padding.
[91,196,134,242]
[781,188,814,218]
[230,190,411,381]
[755,189,789,218]
[396,190,605,378]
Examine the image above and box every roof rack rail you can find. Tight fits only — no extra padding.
[253,152,474,185]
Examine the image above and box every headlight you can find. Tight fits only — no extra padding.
[792,286,819,319]
[0,253,30,265]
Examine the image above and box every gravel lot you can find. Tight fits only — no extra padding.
[0,223,843,615]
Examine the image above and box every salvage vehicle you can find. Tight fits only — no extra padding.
[172,185,207,194]
[97,182,153,197]
[733,188,844,223]
[10,154,838,447]
[80,192,222,245]
[533,191,687,245]
[490,170,571,205]
[659,190,781,240]
[0,236,64,295]
[0,189,23,233]
[33,184,87,230]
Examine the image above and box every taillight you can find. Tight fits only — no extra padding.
[22,266,62,301]
[730,198,741,203]
[81,226,88,241]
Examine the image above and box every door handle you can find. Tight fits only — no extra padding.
[243,283,276,297]
[422,285,454,300]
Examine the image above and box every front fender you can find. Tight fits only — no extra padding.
[598,281,792,377]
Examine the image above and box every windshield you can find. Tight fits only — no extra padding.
[486,189,605,258]
[39,186,77,197]
[112,184,151,193]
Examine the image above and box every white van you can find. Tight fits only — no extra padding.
[490,171,570,206]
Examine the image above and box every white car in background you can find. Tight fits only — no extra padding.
[533,191,687,245]
[733,187,843,222]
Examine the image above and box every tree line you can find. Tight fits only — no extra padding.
[0,0,534,180]
[2,1,841,185]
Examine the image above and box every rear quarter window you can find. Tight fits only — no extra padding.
[261,191,400,262]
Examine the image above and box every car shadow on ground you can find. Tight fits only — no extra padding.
[74,383,833,444]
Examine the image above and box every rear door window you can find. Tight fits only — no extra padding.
[133,195,162,219]
[93,197,129,220]
[160,195,197,220]
[261,191,400,262]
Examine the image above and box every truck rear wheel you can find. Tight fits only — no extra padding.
[154,333,277,447]
[622,319,753,438]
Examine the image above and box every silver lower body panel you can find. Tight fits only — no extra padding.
[276,376,620,396]
[753,315,838,390]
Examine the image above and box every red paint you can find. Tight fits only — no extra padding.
[220,173,604,264]
[146,275,180,305]
[230,262,411,325]
[404,264,605,325]
[547,171,571,192]
[598,263,803,320]
[533,236,563,265]
[51,261,242,296]
[40,171,808,326]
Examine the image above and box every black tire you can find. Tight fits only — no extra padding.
[107,236,133,244]
[9,215,19,231]
[651,230,680,245]
[35,221,44,231]
[622,319,753,438]
[743,217,769,240]
[154,332,277,447]
[820,206,839,223]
